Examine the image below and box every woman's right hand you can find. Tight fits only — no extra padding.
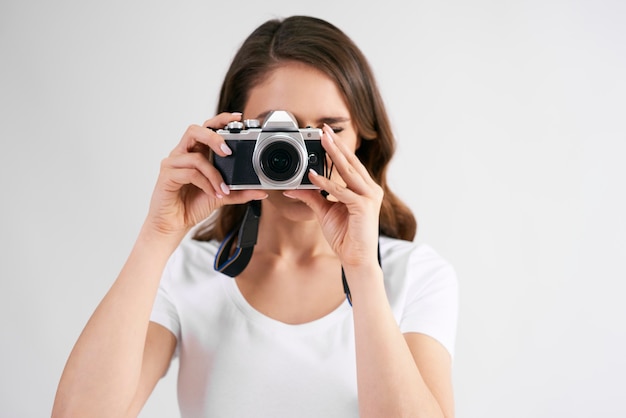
[144,112,267,239]
[52,115,266,417]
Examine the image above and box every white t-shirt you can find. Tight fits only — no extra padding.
[150,235,458,418]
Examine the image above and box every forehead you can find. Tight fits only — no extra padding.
[243,62,349,121]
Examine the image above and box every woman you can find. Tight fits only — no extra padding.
[53,15,458,418]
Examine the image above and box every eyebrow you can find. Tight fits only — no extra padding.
[254,110,273,120]
[316,116,351,125]
[253,110,351,126]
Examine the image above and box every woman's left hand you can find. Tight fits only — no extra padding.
[284,124,383,268]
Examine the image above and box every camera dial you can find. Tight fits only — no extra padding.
[244,119,261,129]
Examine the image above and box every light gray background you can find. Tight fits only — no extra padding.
[1,0,625,417]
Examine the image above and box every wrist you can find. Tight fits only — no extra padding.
[137,221,188,254]
[342,262,384,294]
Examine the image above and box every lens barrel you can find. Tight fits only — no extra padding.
[253,133,308,188]
[260,141,300,181]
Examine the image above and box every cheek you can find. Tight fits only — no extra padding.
[346,129,361,152]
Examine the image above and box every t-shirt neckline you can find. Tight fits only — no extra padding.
[221,275,352,333]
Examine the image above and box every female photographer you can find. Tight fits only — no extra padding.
[53,15,458,418]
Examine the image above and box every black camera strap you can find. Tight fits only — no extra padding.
[214,200,261,277]
[214,198,381,307]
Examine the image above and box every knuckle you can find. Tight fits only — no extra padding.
[374,185,384,200]
[184,124,198,136]
[332,182,347,195]
[189,170,203,183]
[367,183,383,201]
[160,157,172,169]
[189,152,204,164]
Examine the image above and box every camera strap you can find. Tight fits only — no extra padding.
[214,198,382,308]
[213,200,261,277]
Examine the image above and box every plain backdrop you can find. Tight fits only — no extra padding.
[1,0,625,417]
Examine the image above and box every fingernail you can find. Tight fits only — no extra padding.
[283,192,296,199]
[220,143,232,155]
[216,193,224,199]
[255,193,269,200]
[309,168,319,176]
[220,183,230,195]
[231,112,242,117]
[323,124,334,143]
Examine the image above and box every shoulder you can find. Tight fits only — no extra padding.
[152,236,238,345]
[379,235,458,309]
[379,236,456,282]
[157,236,235,318]
[380,236,459,356]
[161,236,222,288]
[170,235,219,266]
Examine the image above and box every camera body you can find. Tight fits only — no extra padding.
[214,110,326,189]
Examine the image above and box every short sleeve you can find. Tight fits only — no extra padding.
[399,251,459,358]
[150,261,181,346]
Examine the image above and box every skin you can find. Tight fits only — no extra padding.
[52,61,454,418]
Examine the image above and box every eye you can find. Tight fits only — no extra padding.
[303,124,344,134]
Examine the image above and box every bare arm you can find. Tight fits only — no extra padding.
[405,332,455,417]
[52,228,182,417]
[126,322,178,417]
[287,125,455,417]
[52,113,267,417]
[348,265,454,418]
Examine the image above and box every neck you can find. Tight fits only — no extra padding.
[255,207,332,260]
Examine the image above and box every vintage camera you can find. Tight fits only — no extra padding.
[214,110,326,189]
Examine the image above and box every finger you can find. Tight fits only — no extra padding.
[161,157,268,204]
[172,112,242,157]
[203,111,242,130]
[324,124,374,183]
[325,126,376,186]
[283,188,333,215]
[170,125,218,157]
[306,168,362,205]
[321,125,371,194]
[161,167,217,198]
[163,152,229,198]
[161,177,267,207]
[222,190,269,205]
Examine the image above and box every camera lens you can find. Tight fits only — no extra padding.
[260,141,300,181]
[269,150,291,173]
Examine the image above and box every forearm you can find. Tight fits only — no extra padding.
[347,264,445,418]
[52,225,183,417]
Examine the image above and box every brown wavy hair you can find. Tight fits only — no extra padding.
[194,16,416,242]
